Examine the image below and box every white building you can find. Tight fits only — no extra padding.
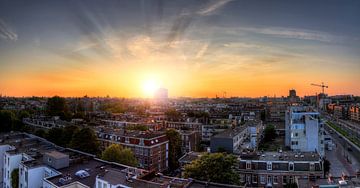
[285,106,325,156]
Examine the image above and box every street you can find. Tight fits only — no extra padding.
[324,124,360,177]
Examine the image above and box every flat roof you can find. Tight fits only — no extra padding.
[212,126,247,138]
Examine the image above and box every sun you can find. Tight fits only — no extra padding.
[142,79,160,97]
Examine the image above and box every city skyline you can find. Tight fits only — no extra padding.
[1,0,360,98]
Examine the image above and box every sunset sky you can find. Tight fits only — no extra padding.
[0,0,359,98]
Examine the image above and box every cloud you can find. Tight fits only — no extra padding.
[0,19,18,41]
[195,43,209,58]
[166,0,233,45]
[197,0,234,15]
[239,27,341,43]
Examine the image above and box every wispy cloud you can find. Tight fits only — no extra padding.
[166,0,233,45]
[0,18,17,41]
[197,0,234,15]
[195,43,209,58]
[239,27,342,43]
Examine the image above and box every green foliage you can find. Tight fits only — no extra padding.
[100,101,127,113]
[125,125,149,131]
[11,169,19,188]
[102,144,138,167]
[70,128,100,155]
[323,158,331,176]
[166,129,182,171]
[46,128,65,146]
[187,111,209,118]
[62,125,80,147]
[165,108,182,121]
[260,110,266,121]
[264,124,276,141]
[47,96,71,120]
[0,110,17,132]
[326,121,360,147]
[34,129,47,138]
[184,153,240,185]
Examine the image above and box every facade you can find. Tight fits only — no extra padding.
[349,105,360,122]
[96,129,169,172]
[201,124,230,141]
[210,126,248,153]
[238,151,324,188]
[179,130,201,153]
[245,120,263,149]
[267,102,287,122]
[285,106,325,156]
[165,121,202,132]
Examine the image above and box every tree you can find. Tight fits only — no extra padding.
[62,125,79,147]
[70,128,100,155]
[0,110,17,132]
[11,169,19,188]
[126,125,148,131]
[34,129,47,138]
[166,129,182,171]
[46,96,70,120]
[165,108,181,121]
[323,158,331,176]
[102,144,138,166]
[46,128,65,146]
[184,153,240,185]
[264,124,276,141]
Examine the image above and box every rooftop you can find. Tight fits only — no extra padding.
[213,126,247,138]
[240,151,321,162]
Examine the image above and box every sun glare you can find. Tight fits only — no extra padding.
[142,79,159,97]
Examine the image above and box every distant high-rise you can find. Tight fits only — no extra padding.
[154,88,168,99]
[289,89,296,98]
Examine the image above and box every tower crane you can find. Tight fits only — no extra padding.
[311,82,328,94]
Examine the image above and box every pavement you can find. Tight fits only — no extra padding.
[325,129,360,177]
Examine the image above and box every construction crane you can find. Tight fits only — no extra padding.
[311,82,328,94]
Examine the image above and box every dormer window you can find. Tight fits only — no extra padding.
[267,162,272,170]
[246,161,251,169]
[289,162,294,171]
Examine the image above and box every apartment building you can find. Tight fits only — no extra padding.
[349,105,360,122]
[201,124,230,141]
[96,128,169,172]
[285,106,325,156]
[179,130,201,153]
[210,126,248,153]
[238,151,324,188]
[164,121,202,132]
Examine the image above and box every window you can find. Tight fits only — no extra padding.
[274,176,278,184]
[246,161,251,169]
[252,175,258,183]
[289,162,294,171]
[260,175,265,184]
[48,157,52,163]
[289,176,294,183]
[295,133,298,137]
[267,176,272,184]
[246,175,251,184]
[103,183,107,188]
[283,176,287,184]
[240,174,245,183]
[310,163,315,171]
[125,137,130,143]
[267,162,272,170]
